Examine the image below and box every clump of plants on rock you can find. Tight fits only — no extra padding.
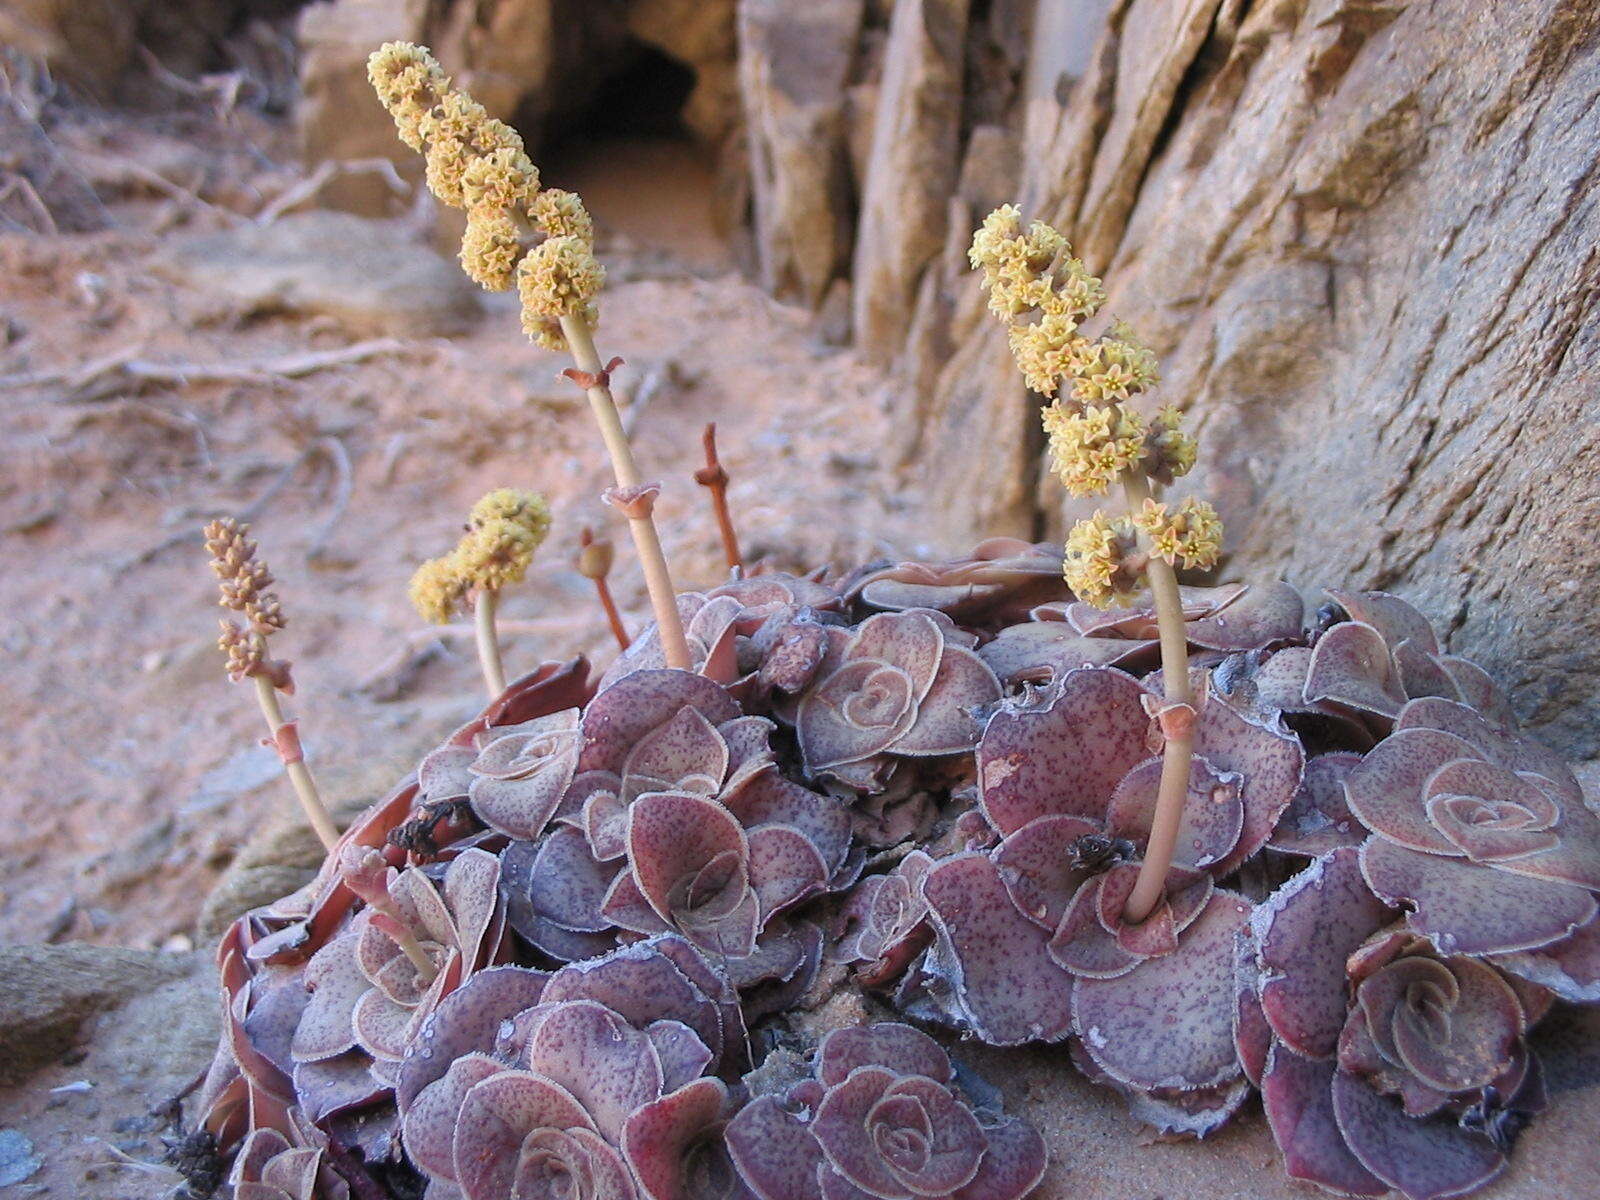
[183,42,1600,1200]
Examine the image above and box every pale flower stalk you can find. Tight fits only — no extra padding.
[971,205,1223,924]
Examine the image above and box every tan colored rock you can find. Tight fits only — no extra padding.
[151,210,482,337]
[899,0,1600,757]
[296,0,428,216]
[851,0,971,359]
[0,944,196,1084]
[0,0,137,96]
[738,0,865,306]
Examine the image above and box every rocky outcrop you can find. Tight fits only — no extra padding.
[850,0,970,358]
[738,0,865,306]
[880,0,1600,759]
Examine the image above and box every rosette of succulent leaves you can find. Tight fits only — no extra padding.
[185,48,1600,1200]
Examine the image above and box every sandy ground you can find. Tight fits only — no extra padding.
[0,98,927,951]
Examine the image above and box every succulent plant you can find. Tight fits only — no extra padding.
[188,127,1599,1200]
[1250,848,1551,1200]
[725,1023,1046,1200]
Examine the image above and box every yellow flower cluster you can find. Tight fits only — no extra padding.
[1133,498,1223,571]
[972,205,1224,608]
[1041,402,1147,497]
[1145,405,1199,483]
[367,42,602,351]
[1063,512,1144,609]
[408,489,552,624]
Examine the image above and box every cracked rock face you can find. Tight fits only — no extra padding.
[885,0,1600,757]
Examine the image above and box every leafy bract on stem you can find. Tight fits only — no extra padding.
[203,517,339,850]
[367,40,691,671]
[971,204,1222,924]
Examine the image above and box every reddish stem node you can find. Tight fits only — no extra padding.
[694,422,743,572]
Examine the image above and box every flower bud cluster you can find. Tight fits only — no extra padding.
[971,206,1222,606]
[367,42,602,351]
[408,489,552,624]
[204,517,291,682]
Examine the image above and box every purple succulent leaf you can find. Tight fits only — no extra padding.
[817,1023,952,1088]
[1046,873,1142,979]
[403,1052,505,1181]
[622,705,731,801]
[1184,580,1305,651]
[1070,1039,1249,1139]
[1190,693,1305,875]
[1064,583,1246,638]
[1253,848,1394,1058]
[798,660,919,772]
[725,1094,827,1200]
[1397,697,1581,806]
[396,965,549,1112]
[1232,925,1271,1088]
[724,771,852,876]
[1073,891,1253,1091]
[452,1069,597,1200]
[1260,1046,1387,1196]
[811,1066,985,1198]
[1330,1068,1506,1200]
[719,715,778,776]
[443,848,503,966]
[240,967,310,1081]
[627,790,748,916]
[472,709,582,780]
[518,1126,640,1199]
[1106,755,1244,872]
[1434,656,1517,727]
[623,1076,732,1200]
[649,934,747,1070]
[1391,639,1461,702]
[976,622,1157,686]
[890,643,1002,757]
[528,826,622,933]
[728,917,823,1010]
[747,823,831,920]
[419,743,477,802]
[1345,728,1477,854]
[920,853,1076,1044]
[846,611,944,696]
[1269,751,1366,856]
[580,670,741,775]
[646,1019,714,1092]
[291,933,367,1064]
[950,1112,1046,1200]
[542,936,728,1070]
[522,999,666,1143]
[600,868,674,936]
[991,814,1101,931]
[292,1051,389,1123]
[977,667,1154,836]
[582,790,630,862]
[1304,621,1407,719]
[1490,916,1600,1002]
[1324,589,1439,654]
[1360,837,1597,954]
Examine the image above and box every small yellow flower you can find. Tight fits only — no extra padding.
[531,189,594,245]
[1065,321,1159,405]
[469,488,551,544]
[1008,315,1080,397]
[517,236,605,322]
[408,555,469,624]
[455,518,539,592]
[462,147,539,214]
[1133,497,1223,570]
[367,44,451,150]
[1041,402,1147,497]
[1064,511,1143,609]
[460,210,523,291]
[1144,405,1198,483]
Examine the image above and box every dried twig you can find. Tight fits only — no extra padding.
[305,435,354,562]
[0,171,58,234]
[254,158,410,226]
[1,337,422,398]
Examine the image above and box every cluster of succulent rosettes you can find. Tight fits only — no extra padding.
[205,516,291,687]
[1246,848,1552,1200]
[367,41,601,350]
[726,1023,1046,1200]
[409,488,551,623]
